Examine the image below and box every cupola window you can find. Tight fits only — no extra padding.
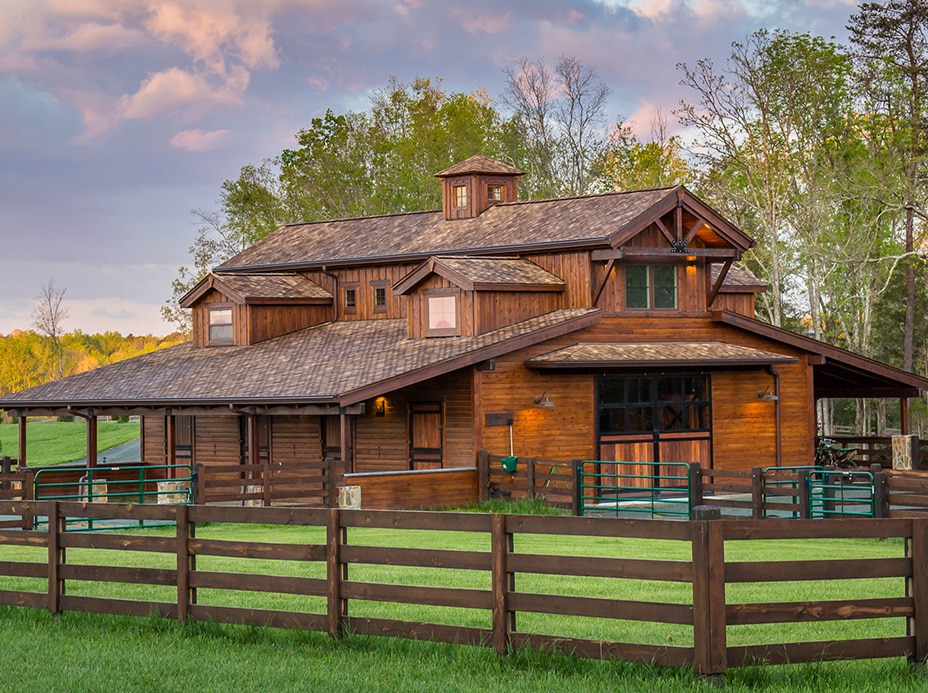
[487,185,503,202]
[453,185,468,209]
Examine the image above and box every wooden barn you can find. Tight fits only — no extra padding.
[3,155,927,504]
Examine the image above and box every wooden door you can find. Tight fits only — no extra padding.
[409,401,443,470]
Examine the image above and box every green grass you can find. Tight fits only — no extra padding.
[0,419,140,466]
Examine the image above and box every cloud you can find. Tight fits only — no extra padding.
[116,66,244,120]
[169,128,231,151]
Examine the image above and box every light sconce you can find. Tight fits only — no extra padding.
[757,387,778,402]
[374,398,386,416]
[534,392,555,408]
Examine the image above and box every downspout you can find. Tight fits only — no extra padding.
[766,366,782,467]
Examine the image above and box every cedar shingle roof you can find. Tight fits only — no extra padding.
[435,155,524,177]
[217,188,677,271]
[180,272,331,308]
[394,256,566,295]
[1,309,600,409]
[526,342,797,369]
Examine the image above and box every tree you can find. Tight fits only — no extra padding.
[31,277,69,380]
[848,0,928,372]
[503,56,611,197]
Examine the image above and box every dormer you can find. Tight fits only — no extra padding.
[180,273,333,347]
[434,155,523,220]
[393,256,565,338]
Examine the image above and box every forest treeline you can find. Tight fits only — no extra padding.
[0,330,183,402]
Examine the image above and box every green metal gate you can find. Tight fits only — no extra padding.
[578,460,695,518]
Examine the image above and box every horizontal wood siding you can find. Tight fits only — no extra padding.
[142,416,165,464]
[353,370,475,472]
[344,468,478,510]
[270,416,323,464]
[194,417,242,466]
[247,304,332,343]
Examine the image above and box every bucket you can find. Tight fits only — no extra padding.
[501,455,518,473]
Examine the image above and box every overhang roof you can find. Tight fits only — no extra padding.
[0,309,600,412]
[180,272,331,308]
[713,310,928,398]
[526,342,797,370]
[435,155,523,178]
[216,186,752,273]
[394,256,566,295]
[711,265,767,293]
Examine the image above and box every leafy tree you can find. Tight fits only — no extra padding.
[848,0,928,372]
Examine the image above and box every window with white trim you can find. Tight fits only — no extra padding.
[208,306,233,344]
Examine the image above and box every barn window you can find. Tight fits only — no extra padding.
[625,265,677,310]
[373,286,387,312]
[208,305,234,344]
[426,292,459,336]
[453,185,468,208]
[343,286,357,314]
[598,375,711,435]
[487,184,503,202]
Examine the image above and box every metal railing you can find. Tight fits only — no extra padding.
[578,460,695,518]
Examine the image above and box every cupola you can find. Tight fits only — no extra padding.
[434,155,523,221]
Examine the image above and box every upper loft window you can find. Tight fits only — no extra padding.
[373,286,387,313]
[343,286,357,314]
[487,184,503,202]
[626,265,678,310]
[208,305,233,344]
[426,292,459,337]
[453,185,468,209]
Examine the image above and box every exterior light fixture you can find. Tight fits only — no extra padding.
[534,392,555,408]
[757,387,778,401]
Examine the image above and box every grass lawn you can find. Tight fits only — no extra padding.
[0,419,140,466]
[0,519,925,690]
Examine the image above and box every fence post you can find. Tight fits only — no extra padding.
[571,459,583,516]
[526,458,536,501]
[798,469,812,520]
[327,507,346,639]
[908,519,928,668]
[871,464,889,519]
[688,463,703,511]
[47,501,63,615]
[691,505,726,679]
[750,467,763,519]
[491,513,513,654]
[176,503,192,623]
[193,463,205,505]
[21,467,35,529]
[477,450,490,503]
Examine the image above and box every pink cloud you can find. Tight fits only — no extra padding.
[116,67,242,120]
[169,128,231,151]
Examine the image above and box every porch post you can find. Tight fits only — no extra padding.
[166,412,177,475]
[18,414,27,467]
[86,411,98,468]
[340,412,353,474]
[901,397,911,436]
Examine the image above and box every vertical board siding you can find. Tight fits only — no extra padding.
[142,416,166,464]
[247,304,332,343]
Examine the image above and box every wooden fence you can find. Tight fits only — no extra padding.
[478,451,578,513]
[0,500,925,675]
[193,459,336,506]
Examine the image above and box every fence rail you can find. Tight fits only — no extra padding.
[0,500,925,675]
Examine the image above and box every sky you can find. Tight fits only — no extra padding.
[0,0,857,337]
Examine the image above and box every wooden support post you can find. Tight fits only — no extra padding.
[166,414,177,473]
[86,413,98,468]
[571,459,583,516]
[688,463,704,512]
[22,469,35,528]
[526,457,535,501]
[339,413,353,474]
[18,415,27,468]
[327,507,346,638]
[691,505,726,678]
[47,501,64,614]
[490,513,512,655]
[872,464,889,519]
[901,397,911,436]
[908,519,928,668]
[750,467,763,519]
[176,503,191,623]
[477,450,490,503]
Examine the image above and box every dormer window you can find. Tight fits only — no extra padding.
[453,185,468,209]
[372,281,387,314]
[426,290,459,337]
[208,305,234,344]
[626,265,678,310]
[487,185,503,202]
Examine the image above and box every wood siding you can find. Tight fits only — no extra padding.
[194,417,242,466]
[711,292,756,317]
[315,264,417,321]
[246,304,332,343]
[142,416,166,464]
